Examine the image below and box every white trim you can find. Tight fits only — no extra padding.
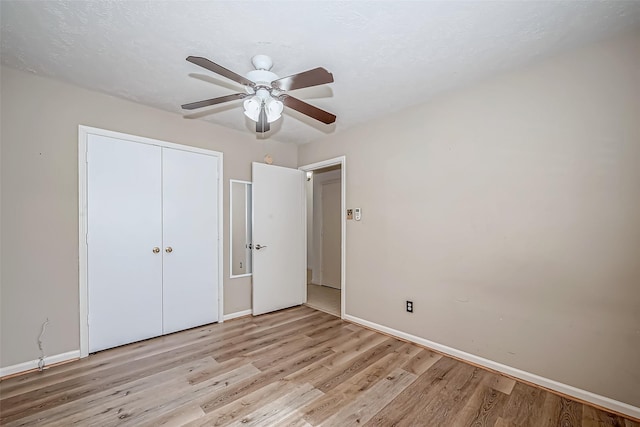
[0,350,80,378]
[344,314,640,420]
[223,309,253,321]
[78,125,225,357]
[78,127,89,358]
[217,152,225,324]
[299,156,346,319]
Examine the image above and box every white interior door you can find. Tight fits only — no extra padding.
[87,135,163,352]
[252,162,305,315]
[162,148,219,334]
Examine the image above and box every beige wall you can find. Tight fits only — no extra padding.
[0,66,297,368]
[299,30,640,407]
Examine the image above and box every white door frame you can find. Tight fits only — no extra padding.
[299,156,346,318]
[78,125,224,358]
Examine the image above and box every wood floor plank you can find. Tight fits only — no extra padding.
[198,346,334,414]
[392,363,486,426]
[313,337,404,393]
[1,356,220,427]
[319,368,417,426]
[558,396,584,427]
[1,306,637,427]
[482,371,517,396]
[104,363,261,427]
[211,312,332,362]
[225,383,322,427]
[363,356,462,426]
[301,343,419,425]
[0,318,266,414]
[140,404,206,427]
[1,337,247,423]
[582,404,636,426]
[188,380,294,426]
[326,329,388,365]
[277,413,314,427]
[450,383,509,427]
[401,348,443,376]
[499,382,549,427]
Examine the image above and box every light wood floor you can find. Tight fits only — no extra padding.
[306,284,340,317]
[1,306,637,426]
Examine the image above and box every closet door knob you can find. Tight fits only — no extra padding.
[152,247,160,253]
[165,247,173,253]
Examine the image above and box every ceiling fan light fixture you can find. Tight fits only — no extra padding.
[244,92,283,124]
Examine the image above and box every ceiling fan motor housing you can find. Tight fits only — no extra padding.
[245,55,280,95]
[251,54,273,71]
[245,69,279,91]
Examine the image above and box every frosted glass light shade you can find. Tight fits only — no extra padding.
[243,95,284,123]
[243,97,261,121]
[265,98,284,122]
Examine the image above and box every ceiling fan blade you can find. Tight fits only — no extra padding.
[181,93,248,110]
[281,95,336,124]
[271,67,334,91]
[256,103,270,133]
[186,56,255,88]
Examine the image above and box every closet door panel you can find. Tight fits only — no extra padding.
[162,148,219,334]
[87,135,163,352]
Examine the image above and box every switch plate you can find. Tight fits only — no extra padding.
[354,208,362,221]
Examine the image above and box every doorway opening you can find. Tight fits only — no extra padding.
[300,157,345,318]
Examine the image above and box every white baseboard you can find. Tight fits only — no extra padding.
[344,314,640,421]
[223,309,252,321]
[0,350,80,378]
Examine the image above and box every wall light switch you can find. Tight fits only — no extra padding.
[347,209,353,220]
[354,208,361,221]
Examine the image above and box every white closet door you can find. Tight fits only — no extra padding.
[162,147,219,334]
[87,135,163,352]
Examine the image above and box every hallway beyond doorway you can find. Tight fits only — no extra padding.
[306,268,340,317]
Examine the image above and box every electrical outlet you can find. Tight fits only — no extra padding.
[406,300,413,313]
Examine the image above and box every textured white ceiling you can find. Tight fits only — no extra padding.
[2,1,640,144]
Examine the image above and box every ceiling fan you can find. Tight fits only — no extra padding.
[182,55,336,133]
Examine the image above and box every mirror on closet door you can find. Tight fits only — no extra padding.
[230,180,253,278]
